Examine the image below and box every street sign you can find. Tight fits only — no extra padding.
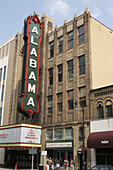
[29,148,38,155]
[41,151,47,155]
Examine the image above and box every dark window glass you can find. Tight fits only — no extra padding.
[0,107,2,125]
[68,31,73,49]
[79,86,86,107]
[58,64,63,82]
[48,96,53,113]
[0,68,2,81]
[68,90,74,110]
[79,55,85,75]
[58,36,63,54]
[49,68,53,85]
[57,93,62,112]
[68,60,73,78]
[78,25,84,44]
[65,128,73,139]
[46,130,53,140]
[49,41,54,58]
[106,101,113,117]
[3,66,6,80]
[1,85,4,102]
[97,103,104,119]
[54,129,63,140]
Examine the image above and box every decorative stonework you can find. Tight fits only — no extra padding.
[68,112,73,122]
[68,80,74,89]
[94,89,113,97]
[47,115,52,124]
[57,114,62,123]
[48,59,53,67]
[48,86,53,95]
[77,44,84,56]
[67,50,73,59]
[78,76,86,86]
[57,84,63,92]
[57,54,63,63]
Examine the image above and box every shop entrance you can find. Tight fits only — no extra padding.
[47,150,73,166]
[96,148,113,166]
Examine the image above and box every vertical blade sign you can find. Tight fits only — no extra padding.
[18,15,43,116]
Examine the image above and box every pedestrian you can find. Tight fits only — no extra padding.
[64,160,68,170]
[49,157,52,170]
[56,160,60,170]
[51,162,54,170]
[46,160,49,170]
[70,158,74,170]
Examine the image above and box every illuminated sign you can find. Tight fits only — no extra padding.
[18,14,43,116]
[0,123,42,147]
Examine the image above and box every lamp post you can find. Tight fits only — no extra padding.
[75,101,85,170]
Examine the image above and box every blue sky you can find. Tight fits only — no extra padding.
[0,0,113,44]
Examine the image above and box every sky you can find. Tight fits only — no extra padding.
[0,0,113,45]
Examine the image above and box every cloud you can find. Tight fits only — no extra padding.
[45,0,71,18]
[92,7,101,18]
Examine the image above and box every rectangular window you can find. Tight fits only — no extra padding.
[48,96,53,113]
[65,128,73,139]
[0,68,2,81]
[68,60,73,78]
[3,66,6,80]
[49,68,53,85]
[57,93,62,112]
[68,90,74,110]
[58,64,63,82]
[0,107,2,125]
[1,85,4,102]
[54,128,63,140]
[46,129,53,140]
[79,86,86,107]
[49,41,54,58]
[58,36,63,54]
[79,55,85,75]
[68,31,73,49]
[78,25,84,44]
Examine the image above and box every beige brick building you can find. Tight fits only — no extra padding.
[0,8,113,169]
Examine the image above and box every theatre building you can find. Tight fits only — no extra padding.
[0,8,113,170]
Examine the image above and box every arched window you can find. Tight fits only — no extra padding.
[106,100,113,117]
[97,102,104,119]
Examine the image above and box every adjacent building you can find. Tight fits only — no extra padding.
[0,8,113,169]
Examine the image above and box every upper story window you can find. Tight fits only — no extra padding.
[78,25,84,44]
[54,128,63,140]
[0,107,2,125]
[1,85,4,102]
[57,93,62,112]
[79,86,86,107]
[48,68,53,85]
[49,41,54,58]
[46,129,53,140]
[79,55,85,75]
[68,90,74,110]
[0,68,2,81]
[48,96,53,114]
[68,31,73,49]
[97,102,104,119]
[106,100,113,118]
[3,66,6,80]
[65,128,73,139]
[68,60,73,78]
[58,64,63,82]
[58,36,63,54]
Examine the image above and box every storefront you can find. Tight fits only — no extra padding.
[45,141,73,166]
[87,119,113,167]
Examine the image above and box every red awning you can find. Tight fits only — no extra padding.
[77,146,86,154]
[87,131,113,148]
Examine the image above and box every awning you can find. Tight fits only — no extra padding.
[87,131,113,148]
[77,146,86,154]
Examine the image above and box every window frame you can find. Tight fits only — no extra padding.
[68,60,73,79]
[79,86,86,107]
[46,129,53,140]
[97,102,104,119]
[106,100,113,118]
[54,128,63,140]
[58,64,63,82]
[68,90,74,110]
[79,55,85,75]
[48,68,53,85]
[78,25,84,44]
[48,95,53,114]
[49,41,54,58]
[68,31,73,49]
[58,36,63,54]
[57,93,62,112]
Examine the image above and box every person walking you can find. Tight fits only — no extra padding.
[70,158,74,170]
[64,160,68,170]
[56,160,60,170]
